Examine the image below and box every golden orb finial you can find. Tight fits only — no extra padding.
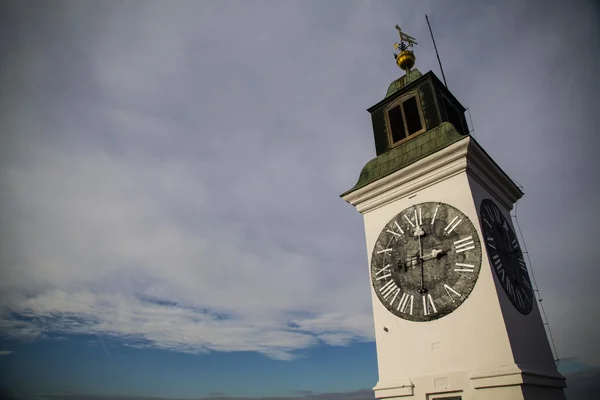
[393,25,418,74]
[397,50,416,70]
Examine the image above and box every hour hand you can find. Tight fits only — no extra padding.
[422,248,447,262]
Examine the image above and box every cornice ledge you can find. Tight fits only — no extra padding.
[341,137,470,214]
[373,377,414,398]
[469,363,566,389]
[466,139,524,211]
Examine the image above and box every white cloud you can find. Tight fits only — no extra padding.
[0,0,599,366]
[0,144,373,359]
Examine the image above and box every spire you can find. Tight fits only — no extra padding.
[357,23,469,164]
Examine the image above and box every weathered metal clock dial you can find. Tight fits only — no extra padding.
[480,199,533,314]
[370,202,482,322]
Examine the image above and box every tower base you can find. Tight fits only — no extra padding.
[373,364,566,400]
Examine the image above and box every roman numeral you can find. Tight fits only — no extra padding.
[402,208,423,228]
[454,236,475,253]
[397,292,414,314]
[379,280,398,299]
[386,221,404,238]
[376,248,392,254]
[485,236,496,249]
[443,284,462,303]
[498,268,505,282]
[444,216,463,234]
[516,290,525,309]
[385,288,400,302]
[454,263,475,272]
[484,205,495,221]
[518,258,527,271]
[375,264,391,276]
[431,206,439,225]
[483,218,493,228]
[455,271,473,280]
[511,238,519,249]
[422,294,437,315]
[492,254,503,270]
[389,288,401,305]
[506,279,515,299]
[521,276,532,290]
[522,288,532,303]
[484,204,502,222]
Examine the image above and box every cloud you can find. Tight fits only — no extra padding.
[291,391,315,396]
[0,351,13,356]
[0,1,378,361]
[0,0,599,369]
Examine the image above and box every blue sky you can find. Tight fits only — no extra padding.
[0,336,377,397]
[0,0,599,399]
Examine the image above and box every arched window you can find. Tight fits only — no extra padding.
[385,92,426,146]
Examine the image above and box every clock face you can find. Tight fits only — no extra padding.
[370,202,482,322]
[480,199,533,314]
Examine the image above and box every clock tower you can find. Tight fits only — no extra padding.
[341,27,566,400]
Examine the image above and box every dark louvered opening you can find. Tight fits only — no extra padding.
[402,96,423,135]
[388,105,406,143]
[443,97,464,134]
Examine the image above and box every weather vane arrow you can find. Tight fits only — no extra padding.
[395,25,418,47]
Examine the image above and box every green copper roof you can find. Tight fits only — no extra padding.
[385,69,423,98]
[341,122,467,197]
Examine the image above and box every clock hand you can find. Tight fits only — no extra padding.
[414,226,426,293]
[418,253,426,293]
[421,248,447,262]
[413,226,425,253]
[414,225,425,238]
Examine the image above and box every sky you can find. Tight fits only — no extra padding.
[0,0,599,399]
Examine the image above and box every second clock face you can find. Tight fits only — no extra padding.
[370,202,482,322]
[480,199,534,314]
